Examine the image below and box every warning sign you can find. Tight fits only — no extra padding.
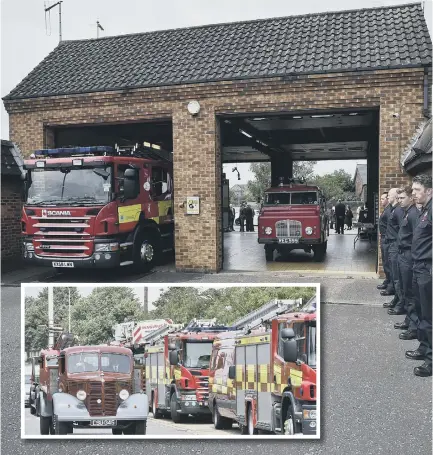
[186,196,200,215]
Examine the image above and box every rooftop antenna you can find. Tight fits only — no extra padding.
[44,1,63,42]
[97,20,104,39]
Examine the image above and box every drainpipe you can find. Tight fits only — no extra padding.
[423,67,431,118]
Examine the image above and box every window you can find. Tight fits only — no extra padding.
[291,192,318,205]
[151,166,171,198]
[117,164,139,196]
[266,193,291,205]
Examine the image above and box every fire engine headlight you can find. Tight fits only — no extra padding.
[25,243,34,251]
[264,227,272,235]
[303,409,316,420]
[119,389,129,401]
[76,390,87,401]
[95,243,119,252]
[305,227,313,235]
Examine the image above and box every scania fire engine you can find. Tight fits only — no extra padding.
[21,143,173,272]
[142,319,234,423]
[258,178,329,262]
[209,298,317,436]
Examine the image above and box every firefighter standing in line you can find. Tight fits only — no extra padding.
[406,174,432,377]
[390,187,419,338]
[381,188,404,303]
[377,192,393,291]
[245,204,254,232]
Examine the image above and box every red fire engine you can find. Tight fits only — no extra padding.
[141,319,234,423]
[21,143,173,272]
[209,298,317,435]
[258,178,329,262]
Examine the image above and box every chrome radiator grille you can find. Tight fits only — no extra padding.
[275,220,302,238]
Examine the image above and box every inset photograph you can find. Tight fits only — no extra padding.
[22,284,319,438]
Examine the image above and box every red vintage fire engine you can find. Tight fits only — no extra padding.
[209,298,317,435]
[21,144,173,272]
[142,319,234,423]
[258,178,329,262]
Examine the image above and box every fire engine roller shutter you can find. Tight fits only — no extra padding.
[145,357,151,405]
[157,352,165,407]
[235,345,246,421]
[257,343,272,425]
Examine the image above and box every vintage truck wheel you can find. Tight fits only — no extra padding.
[112,428,122,435]
[313,242,326,262]
[39,416,51,435]
[30,405,36,415]
[134,420,147,435]
[265,246,274,261]
[54,415,71,435]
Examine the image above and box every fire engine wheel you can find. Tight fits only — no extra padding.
[170,393,186,423]
[265,246,274,261]
[283,406,302,435]
[133,232,157,272]
[213,403,232,430]
[152,395,163,419]
[39,416,52,435]
[247,406,258,435]
[313,242,327,262]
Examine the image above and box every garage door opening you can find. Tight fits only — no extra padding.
[220,108,380,276]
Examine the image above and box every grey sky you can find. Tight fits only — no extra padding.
[2,0,431,186]
[23,285,166,310]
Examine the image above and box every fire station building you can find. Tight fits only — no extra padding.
[3,3,432,273]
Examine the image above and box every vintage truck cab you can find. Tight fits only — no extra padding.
[258,179,329,262]
[36,345,148,435]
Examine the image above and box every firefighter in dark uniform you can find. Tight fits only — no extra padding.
[377,192,392,291]
[391,187,419,338]
[406,174,432,377]
[382,188,405,308]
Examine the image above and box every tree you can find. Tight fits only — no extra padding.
[246,161,317,201]
[71,287,147,345]
[312,169,356,201]
[149,286,316,325]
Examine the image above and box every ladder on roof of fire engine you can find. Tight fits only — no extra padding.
[230,299,303,333]
[140,324,184,346]
[114,143,173,163]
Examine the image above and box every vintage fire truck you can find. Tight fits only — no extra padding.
[209,298,317,436]
[258,178,329,262]
[21,143,173,272]
[32,333,148,435]
[141,319,234,423]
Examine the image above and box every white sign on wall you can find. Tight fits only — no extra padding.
[187,196,200,215]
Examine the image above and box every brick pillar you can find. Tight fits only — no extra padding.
[172,103,222,272]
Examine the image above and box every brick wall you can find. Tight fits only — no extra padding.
[4,68,428,273]
[1,176,23,269]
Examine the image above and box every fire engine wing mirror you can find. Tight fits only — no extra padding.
[228,365,236,380]
[282,339,298,363]
[169,350,179,366]
[123,168,139,200]
[280,328,295,339]
[168,343,176,351]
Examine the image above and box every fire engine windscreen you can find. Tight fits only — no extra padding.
[183,342,213,369]
[265,192,318,205]
[67,352,131,373]
[26,167,112,205]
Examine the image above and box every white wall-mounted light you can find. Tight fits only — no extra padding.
[187,100,201,116]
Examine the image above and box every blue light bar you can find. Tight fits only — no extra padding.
[34,146,114,157]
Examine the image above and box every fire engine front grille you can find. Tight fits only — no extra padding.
[196,376,209,400]
[31,216,92,257]
[275,220,302,238]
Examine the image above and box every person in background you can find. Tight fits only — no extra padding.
[334,199,346,234]
[382,188,405,308]
[228,204,235,231]
[245,204,254,232]
[377,192,393,292]
[406,174,432,377]
[239,202,246,232]
[345,206,354,230]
